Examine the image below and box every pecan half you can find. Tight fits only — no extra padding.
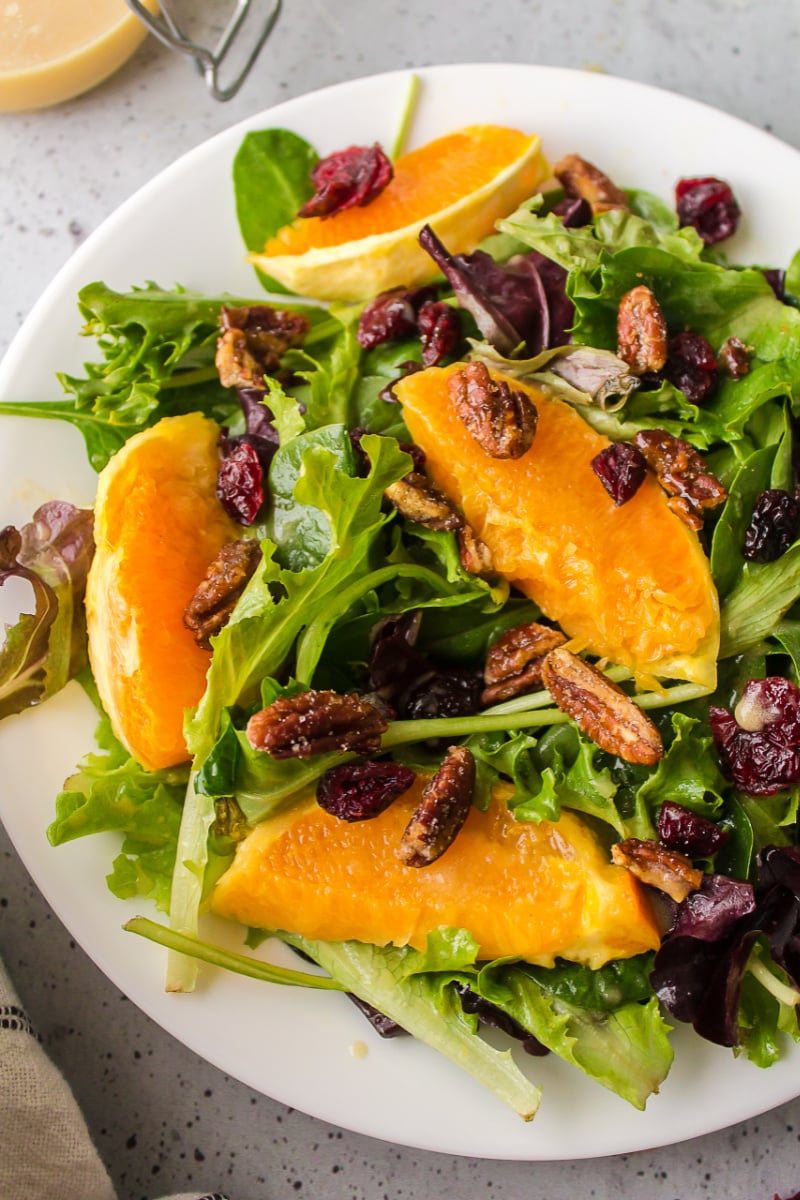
[384,472,463,531]
[553,153,628,214]
[216,304,310,389]
[246,690,387,759]
[447,362,537,460]
[397,746,475,868]
[482,622,567,705]
[541,647,664,765]
[458,524,494,576]
[633,428,727,531]
[184,538,261,649]
[616,285,667,374]
[611,838,703,903]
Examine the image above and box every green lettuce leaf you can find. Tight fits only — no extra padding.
[232,128,318,292]
[48,715,188,911]
[476,958,672,1109]
[0,283,322,470]
[282,932,543,1121]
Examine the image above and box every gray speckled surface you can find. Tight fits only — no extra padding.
[3,2,800,1197]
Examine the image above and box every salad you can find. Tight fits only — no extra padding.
[3,84,800,1131]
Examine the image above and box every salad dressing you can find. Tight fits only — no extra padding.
[0,0,158,111]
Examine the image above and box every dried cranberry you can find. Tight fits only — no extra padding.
[316,760,415,821]
[368,610,428,703]
[743,489,800,562]
[663,330,719,404]
[552,194,593,227]
[217,440,264,525]
[417,300,462,367]
[298,144,393,219]
[675,176,741,245]
[591,442,647,505]
[357,286,437,350]
[710,677,800,795]
[400,669,483,724]
[657,800,728,857]
[379,359,423,403]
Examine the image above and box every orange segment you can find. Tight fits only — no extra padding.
[251,125,548,301]
[211,783,660,968]
[397,364,719,687]
[86,413,240,771]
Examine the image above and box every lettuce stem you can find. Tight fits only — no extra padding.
[126,917,345,990]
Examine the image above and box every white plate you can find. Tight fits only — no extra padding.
[2,64,800,1161]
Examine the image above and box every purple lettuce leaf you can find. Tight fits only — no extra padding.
[651,851,800,1048]
[418,225,550,355]
[511,251,573,347]
[0,502,95,719]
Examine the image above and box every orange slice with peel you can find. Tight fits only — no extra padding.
[250,125,548,301]
[86,413,240,771]
[396,363,719,689]
[211,782,660,967]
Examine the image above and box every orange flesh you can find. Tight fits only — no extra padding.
[262,126,538,256]
[87,413,239,771]
[211,783,660,968]
[397,364,719,684]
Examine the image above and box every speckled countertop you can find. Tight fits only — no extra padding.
[3,3,800,1198]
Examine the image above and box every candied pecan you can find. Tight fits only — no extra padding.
[184,538,261,649]
[457,524,494,577]
[616,285,667,374]
[216,305,310,389]
[246,690,387,759]
[633,428,727,530]
[447,362,537,460]
[384,472,463,531]
[611,838,703,903]
[719,335,751,379]
[553,153,628,214]
[482,622,567,705]
[541,647,664,765]
[397,746,475,868]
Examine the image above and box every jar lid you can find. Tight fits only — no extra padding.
[0,0,158,112]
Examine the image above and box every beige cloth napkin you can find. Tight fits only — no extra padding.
[0,957,228,1200]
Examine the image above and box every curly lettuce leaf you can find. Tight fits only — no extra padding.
[0,284,322,470]
[48,715,188,911]
[476,958,672,1109]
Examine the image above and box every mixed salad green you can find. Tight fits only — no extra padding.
[4,115,800,1123]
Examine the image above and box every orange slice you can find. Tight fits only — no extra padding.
[211,782,660,967]
[250,125,548,301]
[85,413,240,771]
[396,364,719,688]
